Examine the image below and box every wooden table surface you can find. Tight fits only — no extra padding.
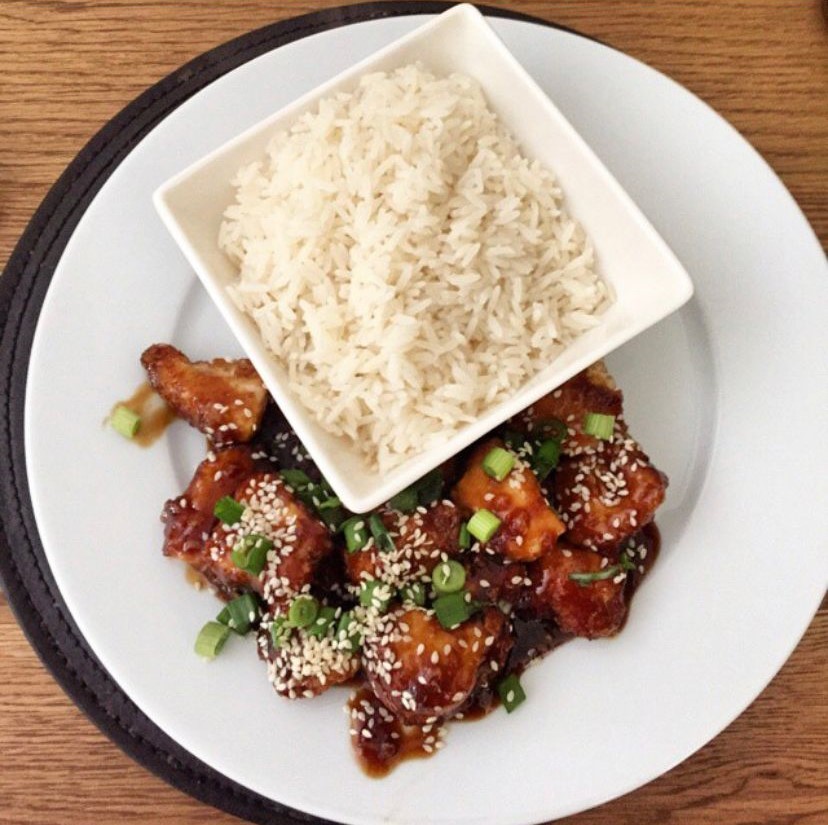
[1,1,826,823]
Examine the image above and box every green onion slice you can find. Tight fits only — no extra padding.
[270,615,291,648]
[220,593,259,635]
[368,514,395,553]
[388,485,419,513]
[307,605,338,639]
[341,516,369,553]
[317,495,341,511]
[433,591,479,629]
[280,469,312,490]
[111,405,141,439]
[400,582,427,606]
[458,522,472,550]
[482,446,516,482]
[214,496,244,525]
[359,580,395,612]
[502,428,529,451]
[569,555,633,586]
[287,595,320,628]
[431,560,466,595]
[583,412,615,440]
[194,621,231,659]
[497,674,526,713]
[336,610,363,652]
[467,509,501,543]
[534,417,568,443]
[532,438,561,482]
[231,533,273,575]
[416,469,444,506]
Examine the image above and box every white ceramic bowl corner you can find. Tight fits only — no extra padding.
[153,3,693,512]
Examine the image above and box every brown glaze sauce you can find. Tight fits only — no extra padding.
[184,566,211,591]
[351,523,662,775]
[111,382,176,447]
[348,686,443,777]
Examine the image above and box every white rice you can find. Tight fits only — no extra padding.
[219,64,611,473]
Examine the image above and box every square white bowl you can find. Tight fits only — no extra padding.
[153,3,693,513]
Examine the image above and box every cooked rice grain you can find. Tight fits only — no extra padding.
[219,64,611,473]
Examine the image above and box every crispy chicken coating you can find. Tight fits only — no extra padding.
[362,607,511,723]
[161,445,256,598]
[553,429,667,552]
[344,502,462,589]
[454,439,565,562]
[206,472,332,606]
[256,613,360,699]
[525,542,627,638]
[141,343,266,445]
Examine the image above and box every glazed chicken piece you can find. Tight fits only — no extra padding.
[161,445,257,597]
[206,472,332,607]
[464,553,528,606]
[553,430,667,552]
[362,607,511,724]
[256,610,360,700]
[453,439,565,562]
[141,343,266,445]
[344,501,462,589]
[525,542,627,639]
[510,361,623,456]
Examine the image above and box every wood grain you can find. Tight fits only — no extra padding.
[1,1,826,823]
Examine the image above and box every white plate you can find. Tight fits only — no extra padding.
[25,12,828,825]
[154,4,692,513]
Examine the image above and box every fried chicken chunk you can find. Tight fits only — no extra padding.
[553,430,667,552]
[344,502,462,589]
[525,542,627,638]
[511,361,623,455]
[141,344,266,445]
[454,439,565,562]
[161,445,256,597]
[256,612,360,699]
[206,472,332,606]
[363,607,511,723]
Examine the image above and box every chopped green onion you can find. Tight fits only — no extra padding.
[569,560,631,586]
[497,674,526,713]
[336,610,363,652]
[220,593,259,635]
[194,621,231,659]
[467,509,501,543]
[231,533,272,575]
[433,591,479,629]
[287,595,319,628]
[359,580,395,612]
[416,469,444,506]
[583,412,615,440]
[458,522,472,550]
[317,496,341,511]
[341,516,369,553]
[482,447,516,482]
[619,551,636,571]
[280,469,312,490]
[431,560,466,595]
[400,582,427,606]
[388,485,419,512]
[535,417,568,443]
[214,496,244,525]
[368,514,395,553]
[110,405,141,439]
[502,428,529,451]
[307,605,338,639]
[532,438,561,482]
[270,615,291,648]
